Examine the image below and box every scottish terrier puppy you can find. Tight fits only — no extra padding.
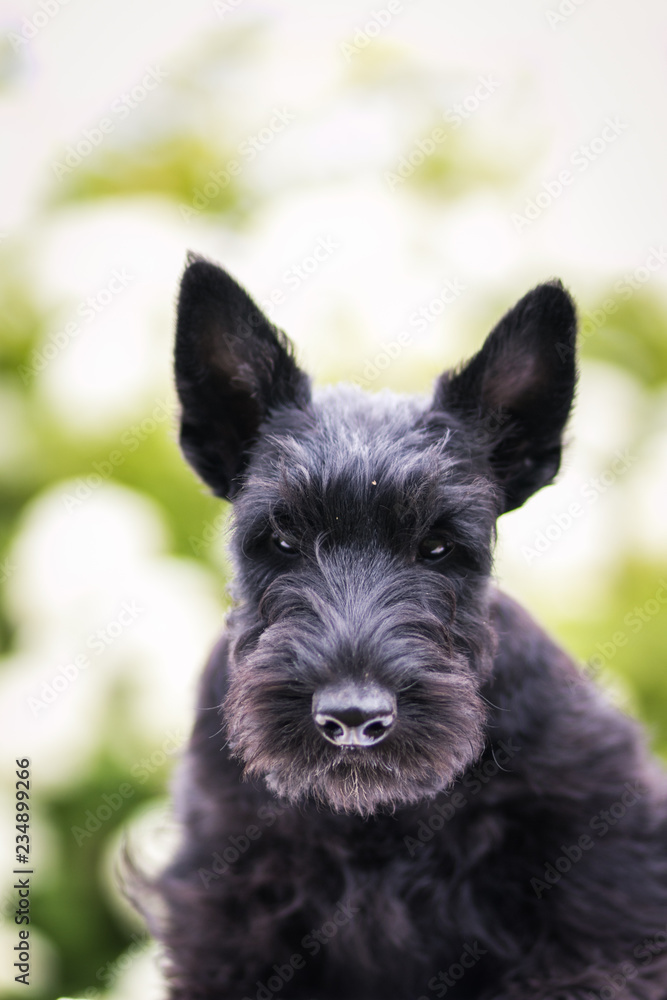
[154,256,667,1000]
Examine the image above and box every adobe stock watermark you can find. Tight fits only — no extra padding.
[574,580,667,692]
[530,781,647,898]
[0,555,16,585]
[521,448,636,564]
[385,75,501,191]
[190,510,228,556]
[213,0,245,16]
[555,245,667,360]
[27,601,143,717]
[70,728,186,846]
[179,238,340,376]
[51,68,168,181]
[17,269,134,384]
[545,0,588,28]
[78,933,155,999]
[340,0,418,63]
[404,739,520,857]
[258,235,341,316]
[242,897,360,1000]
[352,278,467,389]
[179,108,295,222]
[511,117,628,233]
[417,941,488,999]
[579,923,667,1000]
[198,801,289,888]
[62,397,178,513]
[7,0,70,51]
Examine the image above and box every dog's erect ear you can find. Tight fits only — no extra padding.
[432,281,577,513]
[174,255,311,499]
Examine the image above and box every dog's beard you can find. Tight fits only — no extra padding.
[224,657,488,816]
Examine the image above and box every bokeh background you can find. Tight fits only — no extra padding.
[1,1,667,997]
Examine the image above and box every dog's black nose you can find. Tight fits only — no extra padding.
[312,684,396,747]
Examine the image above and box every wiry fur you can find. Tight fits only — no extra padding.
[149,259,667,1000]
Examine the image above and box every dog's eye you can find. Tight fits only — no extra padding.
[417,536,454,562]
[271,532,299,556]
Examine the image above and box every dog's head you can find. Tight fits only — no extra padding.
[174,255,577,814]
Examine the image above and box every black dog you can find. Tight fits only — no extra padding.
[153,256,667,999]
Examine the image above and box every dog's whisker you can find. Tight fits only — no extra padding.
[478,692,510,712]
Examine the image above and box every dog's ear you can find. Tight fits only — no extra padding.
[432,280,577,513]
[174,255,311,499]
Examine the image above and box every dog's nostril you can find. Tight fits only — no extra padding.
[321,718,345,742]
[362,719,391,741]
[312,684,397,747]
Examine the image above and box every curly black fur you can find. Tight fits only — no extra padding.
[149,259,667,1000]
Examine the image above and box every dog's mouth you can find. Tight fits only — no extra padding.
[251,725,481,816]
[262,755,416,815]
